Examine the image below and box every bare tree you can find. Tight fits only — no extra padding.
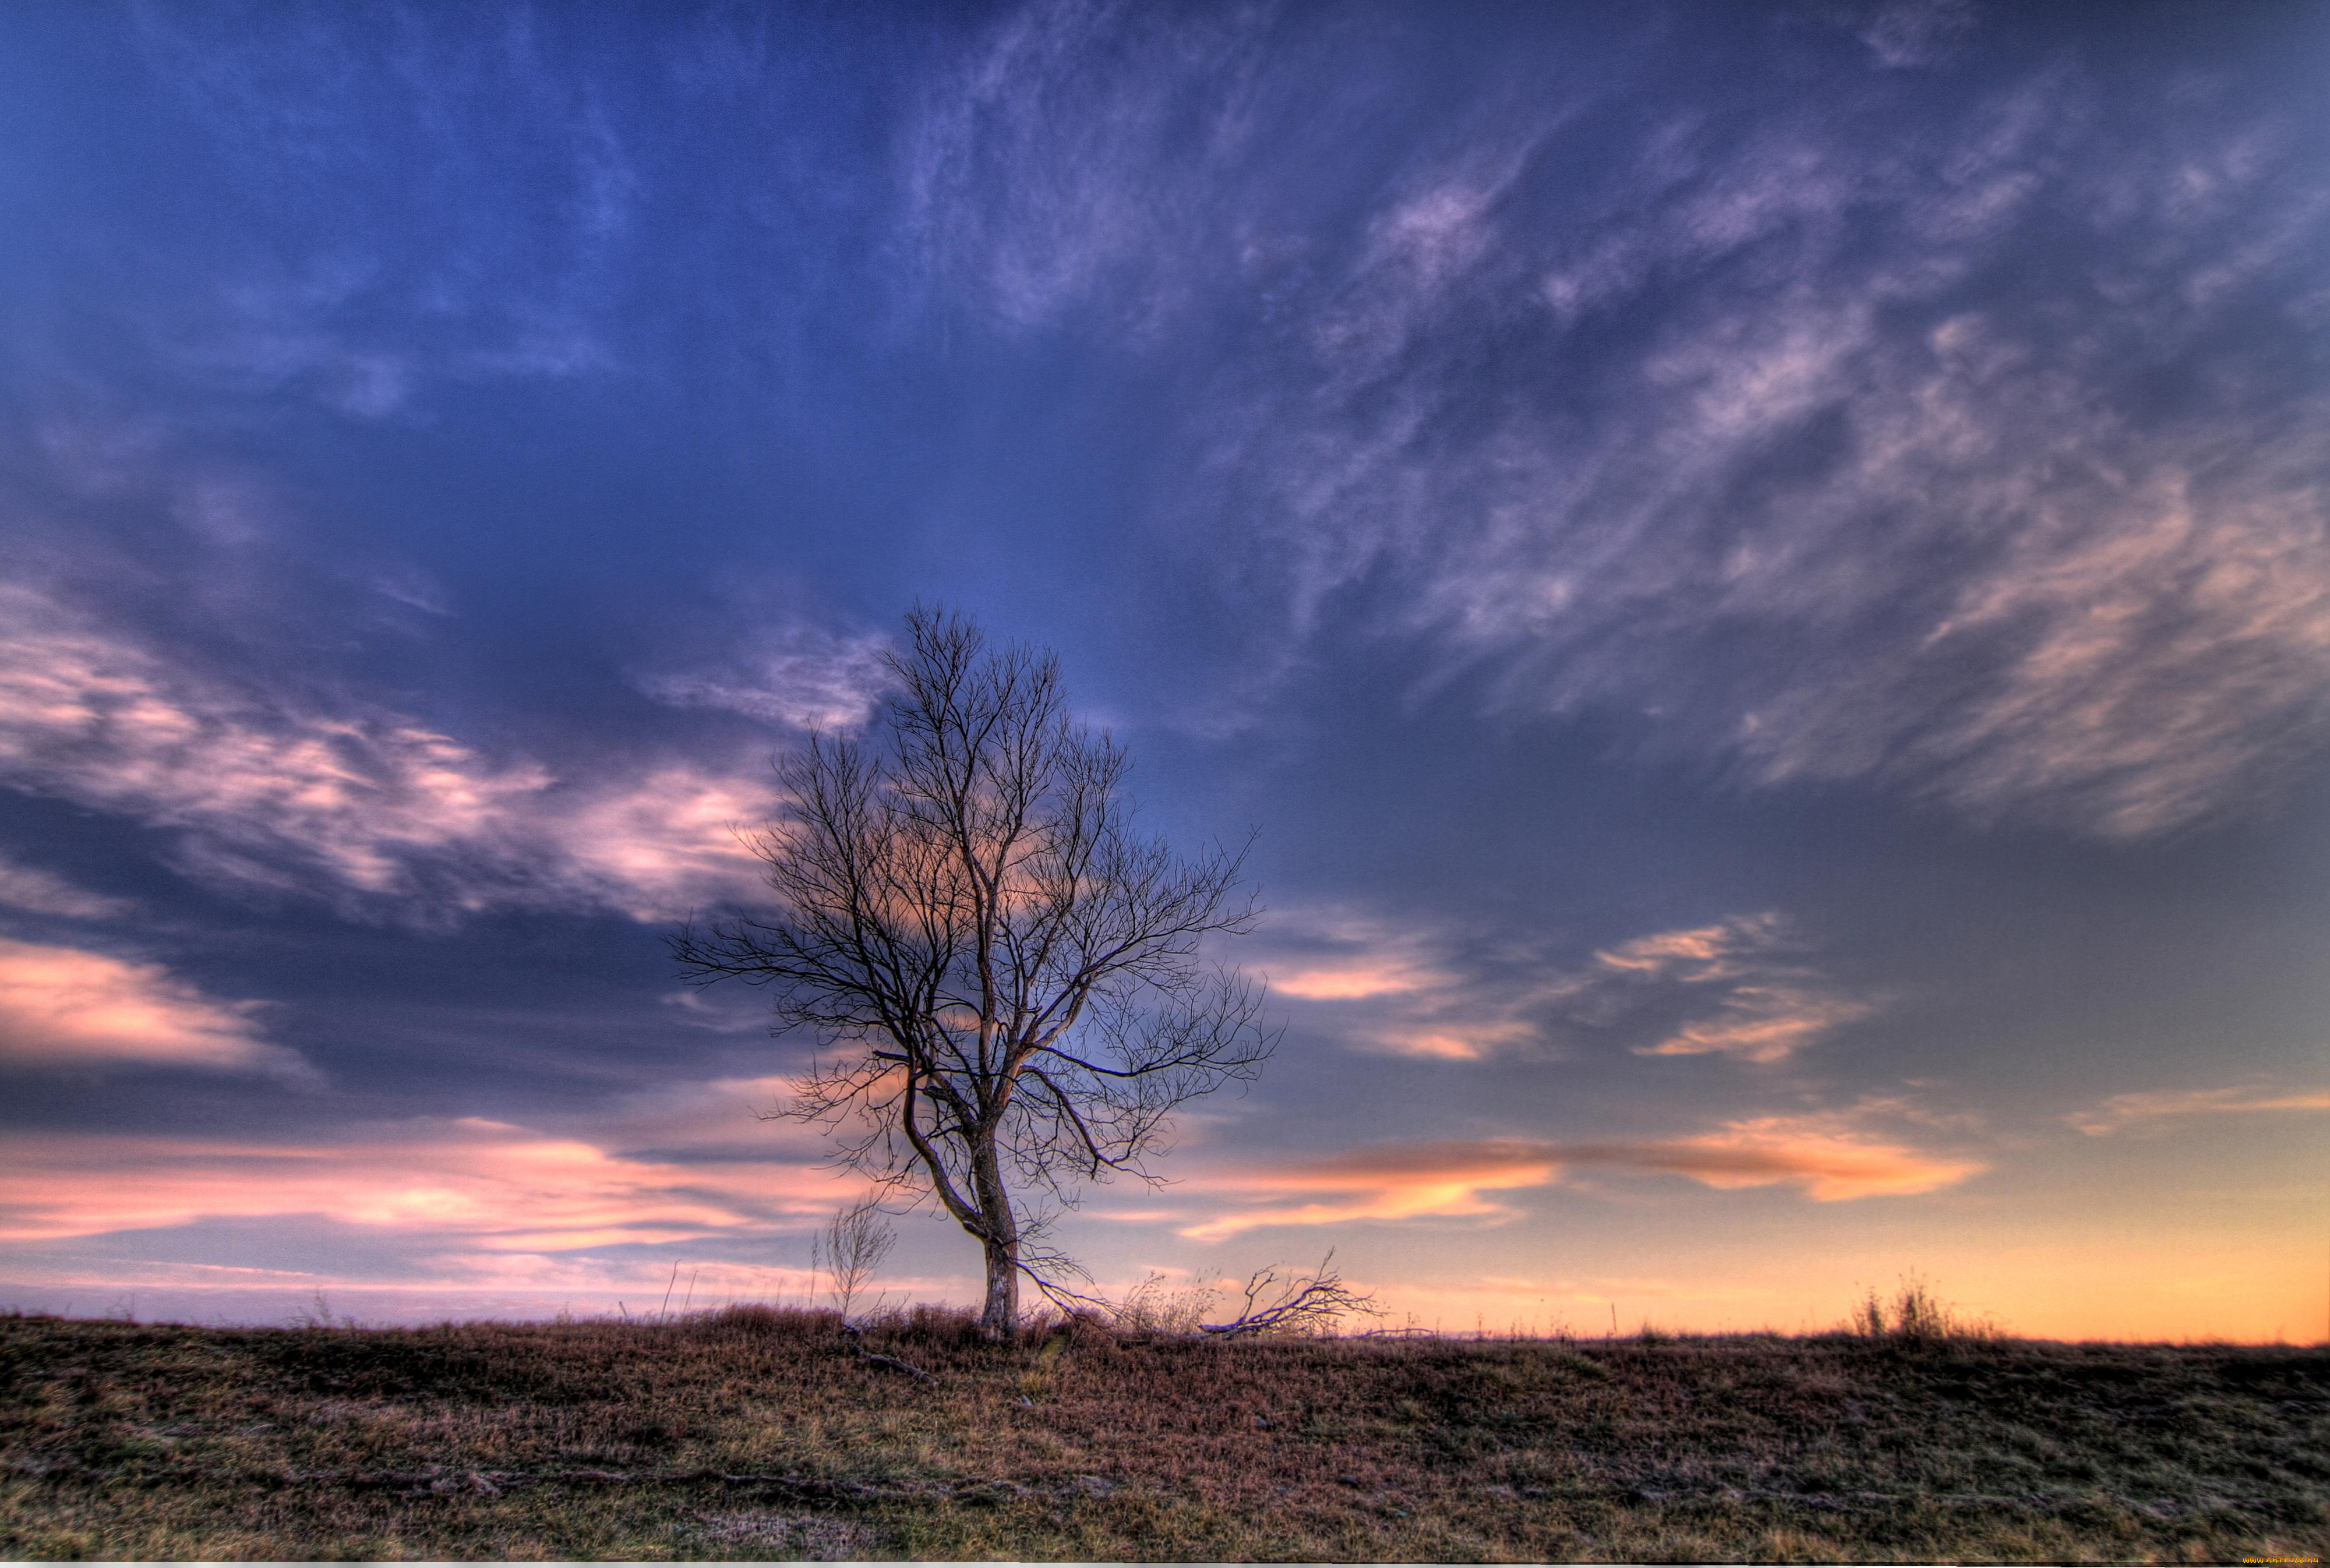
[811,1195,896,1323]
[673,607,1274,1340]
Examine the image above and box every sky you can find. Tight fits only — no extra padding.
[2,0,2327,1343]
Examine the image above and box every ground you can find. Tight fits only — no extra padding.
[1,1307,2324,1562]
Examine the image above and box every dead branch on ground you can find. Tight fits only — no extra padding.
[1199,1251,1379,1339]
[839,1322,938,1384]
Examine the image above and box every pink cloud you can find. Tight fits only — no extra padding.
[0,1116,849,1249]
[1270,959,1445,1001]
[0,938,304,1077]
[0,583,779,922]
[1250,906,1569,1061]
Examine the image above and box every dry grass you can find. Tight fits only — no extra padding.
[1,1305,2324,1561]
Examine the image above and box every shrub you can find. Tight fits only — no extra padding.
[1849,1272,2002,1343]
[1113,1272,1220,1336]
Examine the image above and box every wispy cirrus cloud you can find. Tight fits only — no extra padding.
[1595,914,1880,1064]
[1262,909,1456,1005]
[1250,905,1577,1061]
[911,10,2330,839]
[633,621,891,733]
[0,938,306,1078]
[1593,913,1788,983]
[1636,986,1880,1065]
[2066,1082,2330,1137]
[0,854,132,920]
[1260,906,1873,1065]
[128,6,637,419]
[1180,1109,1985,1239]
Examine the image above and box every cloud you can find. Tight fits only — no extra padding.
[128,7,636,419]
[1181,1114,1984,1237]
[538,766,780,923]
[912,13,2330,838]
[1269,949,1449,1002]
[0,938,305,1077]
[1343,106,2330,840]
[661,988,771,1034]
[1598,916,1876,1064]
[2066,1082,2330,1136]
[635,621,892,733]
[0,582,780,922]
[1636,986,1879,1065]
[0,854,132,920]
[1616,1114,1984,1200]
[0,1115,847,1249]
[1180,1139,1563,1241]
[1260,905,1871,1065]
[902,0,1288,337]
[1847,0,1979,70]
[1594,912,1788,982]
[1250,906,1562,1060]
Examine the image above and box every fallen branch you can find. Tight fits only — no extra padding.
[840,1322,938,1384]
[1201,1251,1379,1339]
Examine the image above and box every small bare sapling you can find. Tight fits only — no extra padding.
[813,1195,896,1325]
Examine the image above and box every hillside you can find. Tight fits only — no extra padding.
[2,1308,2324,1562]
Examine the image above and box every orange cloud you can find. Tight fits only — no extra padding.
[0,938,305,1076]
[1600,1115,1985,1200]
[1252,908,1877,1068]
[1364,1020,1538,1060]
[1181,1139,1561,1239]
[2066,1083,2330,1136]
[1636,986,1876,1064]
[1182,1119,1981,1237]
[1594,912,1787,980]
[1251,906,1568,1060]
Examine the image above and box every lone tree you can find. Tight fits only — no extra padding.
[673,608,1273,1339]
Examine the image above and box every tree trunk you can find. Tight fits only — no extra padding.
[972,1145,1019,1340]
[979,1235,1019,1341]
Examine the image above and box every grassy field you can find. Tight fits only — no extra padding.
[1,1305,2324,1562]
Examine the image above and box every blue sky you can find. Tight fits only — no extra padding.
[2,0,2327,1339]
